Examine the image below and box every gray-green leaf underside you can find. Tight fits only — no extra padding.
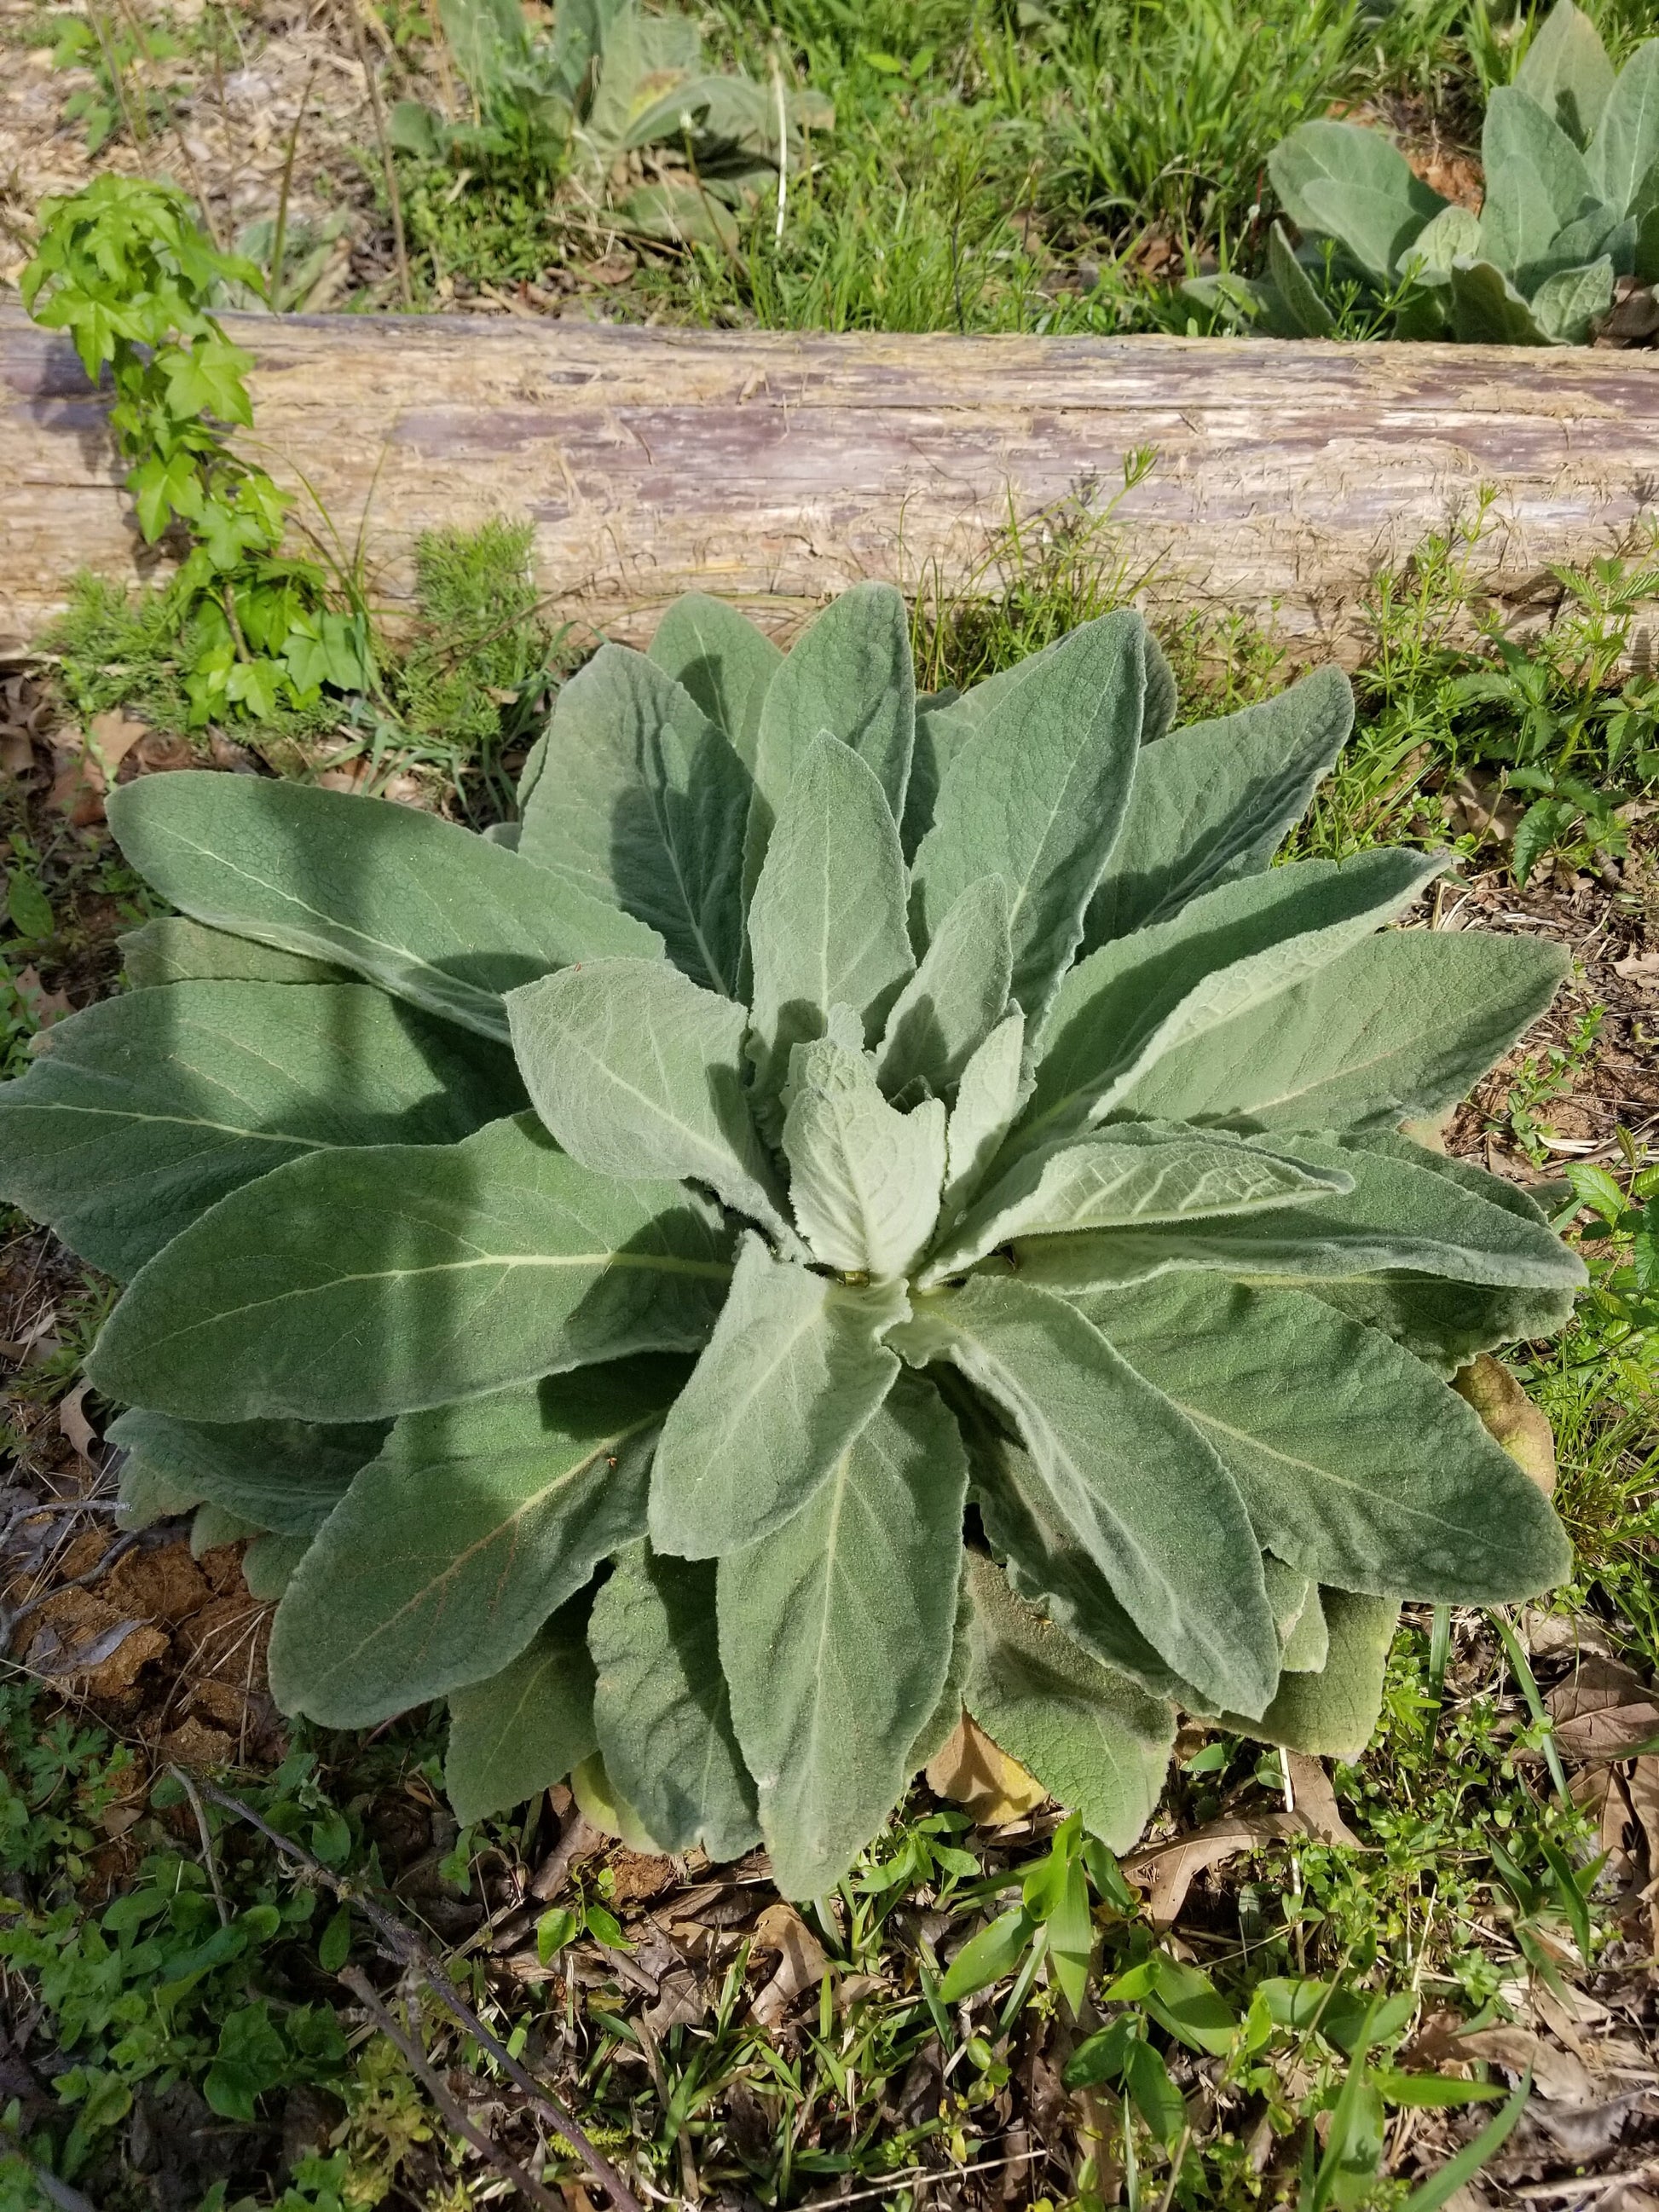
[0,981,522,1279]
[783,1038,945,1278]
[119,916,351,988]
[89,1112,731,1422]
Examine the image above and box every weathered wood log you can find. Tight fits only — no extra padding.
[3,307,1658,660]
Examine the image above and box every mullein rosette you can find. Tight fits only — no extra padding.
[0,583,1581,1896]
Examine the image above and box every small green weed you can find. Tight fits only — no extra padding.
[27,5,181,152]
[1490,1007,1604,1167]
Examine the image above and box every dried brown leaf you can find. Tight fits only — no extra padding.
[1285,1753,1361,1845]
[751,1901,831,2029]
[56,1377,99,1464]
[1123,1811,1304,1928]
[14,966,74,1028]
[927,1712,1046,1825]
[1455,2027,1596,2105]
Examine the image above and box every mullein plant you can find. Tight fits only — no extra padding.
[1194,0,1659,344]
[0,585,1581,1895]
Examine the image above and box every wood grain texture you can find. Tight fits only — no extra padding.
[4,307,1657,658]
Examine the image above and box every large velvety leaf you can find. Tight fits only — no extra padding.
[445,1597,598,1825]
[1223,1590,1398,1758]
[1020,1129,1586,1297]
[1529,254,1616,342]
[942,1011,1027,1213]
[1292,1135,1578,1371]
[506,957,791,1240]
[1113,929,1568,1133]
[119,916,350,987]
[89,1112,731,1422]
[1448,257,1550,343]
[718,1372,967,1897]
[650,1232,906,1558]
[1480,87,1600,275]
[1084,669,1354,945]
[922,1121,1349,1283]
[911,610,1145,1027]
[783,1039,945,1279]
[105,1409,384,1537]
[876,876,1013,1099]
[746,736,915,1109]
[1590,40,1659,214]
[959,1551,1176,1851]
[269,1360,679,1724]
[0,981,522,1280]
[647,591,782,760]
[959,1395,1184,1698]
[107,775,657,1043]
[517,646,749,996]
[749,582,916,844]
[898,1276,1279,1716]
[1517,0,1616,146]
[1014,852,1441,1164]
[1072,1274,1571,1603]
[588,1545,759,1862]
[1268,121,1447,281]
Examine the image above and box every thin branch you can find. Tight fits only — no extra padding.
[195,1779,642,2212]
[167,1764,231,1928]
[341,1966,565,2212]
[348,0,412,309]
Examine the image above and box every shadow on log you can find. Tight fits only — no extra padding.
[3,308,1658,658]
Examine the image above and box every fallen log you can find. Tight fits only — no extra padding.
[3,307,1657,659]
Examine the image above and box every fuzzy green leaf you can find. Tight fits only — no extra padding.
[517,645,749,996]
[1516,0,1616,147]
[1531,253,1616,339]
[749,581,916,846]
[1591,40,1659,214]
[1083,668,1354,945]
[269,1360,679,1725]
[1268,121,1447,282]
[1072,1273,1571,1604]
[118,917,350,987]
[746,735,915,1109]
[876,875,1013,1098]
[1448,257,1551,342]
[107,774,657,1043]
[1266,221,1338,336]
[959,1551,1176,1851]
[89,1112,731,1422]
[1018,1129,1586,1297]
[1113,929,1567,1133]
[0,981,521,1280]
[719,1372,967,1897]
[911,609,1145,1027]
[1480,87,1600,276]
[647,591,782,760]
[898,1276,1279,1716]
[783,1039,945,1278]
[105,1410,383,1537]
[943,1012,1028,1214]
[922,1122,1350,1283]
[1015,852,1442,1164]
[650,1231,907,1558]
[1224,1589,1398,1758]
[444,1598,598,1825]
[589,1545,759,1862]
[507,956,791,1239]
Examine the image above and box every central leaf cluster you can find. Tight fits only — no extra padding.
[0,584,1582,1898]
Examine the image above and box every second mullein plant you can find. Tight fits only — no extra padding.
[0,584,1581,1894]
[1195,0,1659,344]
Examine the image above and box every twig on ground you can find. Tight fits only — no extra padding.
[195,1779,643,2212]
[0,1528,144,1650]
[340,1965,566,2212]
[167,1764,232,1928]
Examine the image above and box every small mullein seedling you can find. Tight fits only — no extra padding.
[1197,0,1659,344]
[391,0,830,248]
[0,585,1581,1897]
